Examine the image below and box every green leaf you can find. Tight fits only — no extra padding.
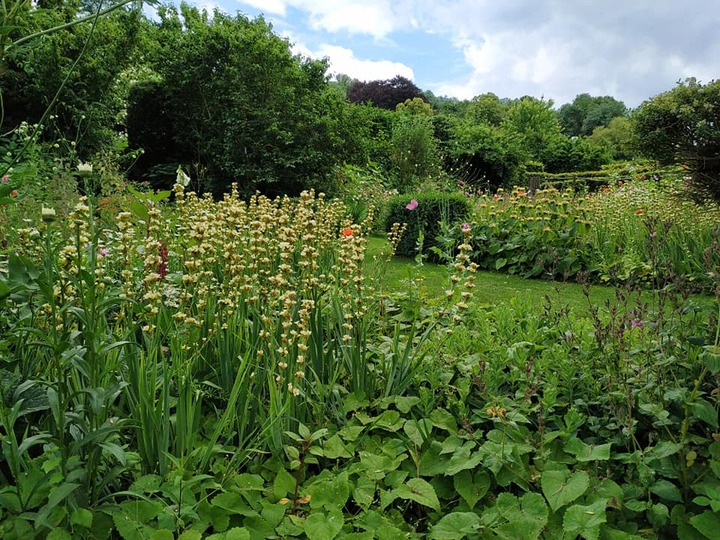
[690,399,718,429]
[495,492,548,540]
[404,419,432,447]
[71,508,93,528]
[394,478,440,511]
[353,475,376,509]
[650,480,683,502]
[177,530,203,540]
[541,469,589,512]
[149,531,175,540]
[495,258,507,270]
[304,509,344,540]
[453,470,490,509]
[395,396,420,413]
[563,499,607,540]
[47,530,73,540]
[701,346,720,374]
[690,510,720,539]
[564,438,612,461]
[113,510,154,540]
[429,512,481,539]
[429,408,457,433]
[323,434,353,459]
[308,471,350,510]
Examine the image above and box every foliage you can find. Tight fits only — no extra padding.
[384,192,472,260]
[558,93,628,137]
[1,1,145,157]
[445,121,525,190]
[633,78,720,202]
[347,75,426,110]
[463,174,720,291]
[465,92,507,126]
[587,116,636,160]
[389,114,441,192]
[126,3,361,196]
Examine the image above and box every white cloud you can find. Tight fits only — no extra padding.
[293,43,414,82]
[224,1,720,106]
[238,0,287,16]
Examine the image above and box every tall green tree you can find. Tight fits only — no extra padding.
[633,78,720,201]
[1,0,144,156]
[127,3,363,196]
[557,93,627,137]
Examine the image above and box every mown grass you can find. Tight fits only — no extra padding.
[365,236,710,316]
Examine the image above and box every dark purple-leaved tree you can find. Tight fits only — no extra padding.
[347,75,426,110]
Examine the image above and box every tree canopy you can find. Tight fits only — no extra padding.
[347,75,426,110]
[634,78,720,201]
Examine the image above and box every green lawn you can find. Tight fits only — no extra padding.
[365,236,705,316]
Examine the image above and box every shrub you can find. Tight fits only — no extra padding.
[384,192,472,259]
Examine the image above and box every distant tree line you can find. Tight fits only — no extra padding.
[2,1,719,200]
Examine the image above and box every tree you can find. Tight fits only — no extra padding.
[465,92,507,126]
[633,78,720,201]
[127,4,363,196]
[347,75,426,110]
[1,1,144,156]
[587,116,635,161]
[503,96,562,161]
[557,93,627,137]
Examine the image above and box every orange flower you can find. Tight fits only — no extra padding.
[341,227,353,237]
[10,190,17,197]
[635,209,644,216]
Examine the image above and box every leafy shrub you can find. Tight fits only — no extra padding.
[384,192,472,259]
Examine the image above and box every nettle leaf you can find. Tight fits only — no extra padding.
[304,508,344,540]
[494,492,548,540]
[429,408,458,433]
[701,345,720,374]
[445,443,484,476]
[353,475,376,509]
[541,469,589,512]
[453,470,490,509]
[690,399,719,429]
[211,492,254,515]
[395,396,421,413]
[403,419,432,447]
[690,510,720,539]
[113,511,155,540]
[564,438,612,461]
[394,478,440,511]
[429,512,481,540]
[206,527,251,540]
[563,499,607,540]
[308,471,350,509]
[650,479,683,503]
[323,434,354,459]
[149,530,175,540]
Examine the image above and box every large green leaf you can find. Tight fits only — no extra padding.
[394,478,440,511]
[690,510,720,539]
[563,499,607,540]
[429,512,481,540]
[495,492,548,540]
[453,470,490,509]
[304,509,344,540]
[541,469,589,511]
[564,438,612,461]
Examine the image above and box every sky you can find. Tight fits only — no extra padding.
[185,0,720,109]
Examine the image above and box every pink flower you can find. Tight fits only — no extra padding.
[1,175,8,183]
[99,248,108,257]
[461,222,471,231]
[406,199,418,211]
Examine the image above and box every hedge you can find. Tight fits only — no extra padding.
[384,192,472,260]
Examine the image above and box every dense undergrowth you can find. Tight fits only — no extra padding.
[1,169,720,539]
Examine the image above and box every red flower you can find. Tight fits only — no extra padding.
[157,243,169,279]
[341,227,353,237]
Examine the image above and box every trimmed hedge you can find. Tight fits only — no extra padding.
[384,192,472,259]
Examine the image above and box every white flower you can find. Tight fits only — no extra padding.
[77,163,93,176]
[176,166,191,187]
